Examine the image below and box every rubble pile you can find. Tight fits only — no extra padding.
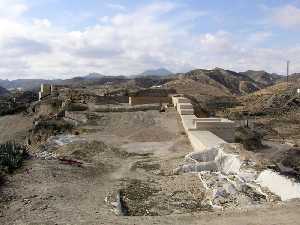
[174,144,283,209]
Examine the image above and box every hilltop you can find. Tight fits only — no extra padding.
[138,68,173,77]
[0,68,283,95]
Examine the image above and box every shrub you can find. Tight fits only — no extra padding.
[33,119,73,134]
[0,142,28,173]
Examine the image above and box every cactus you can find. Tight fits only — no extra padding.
[0,142,27,173]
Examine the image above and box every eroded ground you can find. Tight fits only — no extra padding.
[0,109,300,225]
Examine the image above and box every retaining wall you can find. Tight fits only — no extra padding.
[172,96,235,152]
[129,96,172,106]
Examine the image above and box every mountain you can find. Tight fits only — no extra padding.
[83,73,105,80]
[0,79,59,91]
[139,68,173,77]
[240,70,282,87]
[0,86,10,96]
[0,68,289,94]
[164,68,288,98]
[286,73,300,82]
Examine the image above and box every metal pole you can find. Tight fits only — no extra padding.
[287,60,290,83]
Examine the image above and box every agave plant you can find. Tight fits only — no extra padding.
[0,142,27,173]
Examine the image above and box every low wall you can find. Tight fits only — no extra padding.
[173,96,236,154]
[178,108,194,115]
[194,119,235,142]
[188,131,227,152]
[178,103,193,110]
[172,96,190,107]
[64,111,88,125]
[91,104,160,112]
[95,96,129,105]
[129,96,172,106]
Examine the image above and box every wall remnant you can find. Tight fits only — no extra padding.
[129,96,171,106]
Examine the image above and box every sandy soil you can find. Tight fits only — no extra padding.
[0,109,300,225]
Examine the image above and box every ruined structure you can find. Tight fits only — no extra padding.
[39,84,52,100]
[129,89,173,106]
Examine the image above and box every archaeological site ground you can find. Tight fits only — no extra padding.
[0,69,300,225]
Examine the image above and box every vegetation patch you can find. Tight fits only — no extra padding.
[0,142,28,173]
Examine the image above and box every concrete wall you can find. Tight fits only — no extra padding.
[129,96,172,106]
[172,96,190,107]
[188,130,227,152]
[194,118,235,142]
[178,103,193,110]
[173,96,236,154]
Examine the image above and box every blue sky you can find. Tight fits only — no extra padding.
[0,0,300,79]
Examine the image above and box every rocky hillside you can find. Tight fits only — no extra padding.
[164,68,281,98]
[0,68,285,96]
[240,70,281,87]
[239,82,300,114]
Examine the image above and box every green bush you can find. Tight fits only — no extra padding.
[0,142,28,173]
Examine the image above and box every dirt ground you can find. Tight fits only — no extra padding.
[1,109,300,225]
[0,114,33,144]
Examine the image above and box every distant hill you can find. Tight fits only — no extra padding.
[0,79,59,91]
[139,68,173,77]
[0,74,128,90]
[240,70,282,87]
[164,68,263,97]
[163,68,288,98]
[286,73,300,82]
[0,86,9,96]
[0,68,292,95]
[83,73,105,80]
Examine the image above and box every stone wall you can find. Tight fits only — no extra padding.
[95,96,129,105]
[129,96,172,106]
[64,111,88,125]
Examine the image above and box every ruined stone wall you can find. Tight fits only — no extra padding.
[129,96,172,106]
[95,96,129,105]
[64,111,88,125]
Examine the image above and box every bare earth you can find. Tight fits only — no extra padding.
[0,109,300,225]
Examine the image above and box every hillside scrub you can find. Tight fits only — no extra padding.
[0,142,28,173]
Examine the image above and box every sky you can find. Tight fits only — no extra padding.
[1,0,300,79]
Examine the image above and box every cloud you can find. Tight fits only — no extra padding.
[0,0,28,18]
[247,31,272,43]
[198,31,233,53]
[0,1,300,79]
[270,4,300,29]
[33,18,51,28]
[3,37,51,56]
[106,3,126,11]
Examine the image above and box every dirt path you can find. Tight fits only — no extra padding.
[0,109,300,225]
